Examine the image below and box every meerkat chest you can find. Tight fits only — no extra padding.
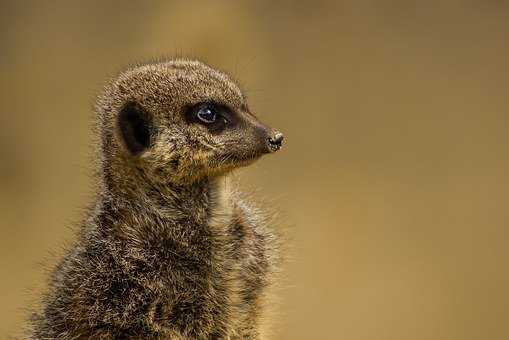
[144,220,241,337]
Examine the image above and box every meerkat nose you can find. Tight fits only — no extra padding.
[268,131,284,152]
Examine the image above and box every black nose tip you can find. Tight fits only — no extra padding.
[268,131,284,152]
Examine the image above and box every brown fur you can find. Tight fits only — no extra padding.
[28,60,283,339]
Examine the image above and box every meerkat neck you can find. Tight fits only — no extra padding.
[207,175,234,229]
[100,174,233,229]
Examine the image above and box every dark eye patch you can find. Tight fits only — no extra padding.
[185,102,238,134]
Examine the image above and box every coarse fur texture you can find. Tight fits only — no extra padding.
[28,60,283,339]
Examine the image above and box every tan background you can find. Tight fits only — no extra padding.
[1,1,509,339]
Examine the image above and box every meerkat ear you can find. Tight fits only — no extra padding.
[118,102,152,155]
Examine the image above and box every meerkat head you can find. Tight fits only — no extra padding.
[97,60,283,187]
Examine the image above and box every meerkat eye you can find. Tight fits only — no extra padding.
[185,103,234,133]
[196,105,217,123]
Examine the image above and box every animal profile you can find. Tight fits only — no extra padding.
[29,59,284,339]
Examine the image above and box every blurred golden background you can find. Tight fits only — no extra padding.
[1,1,509,339]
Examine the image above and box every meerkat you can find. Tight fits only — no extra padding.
[28,60,284,339]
